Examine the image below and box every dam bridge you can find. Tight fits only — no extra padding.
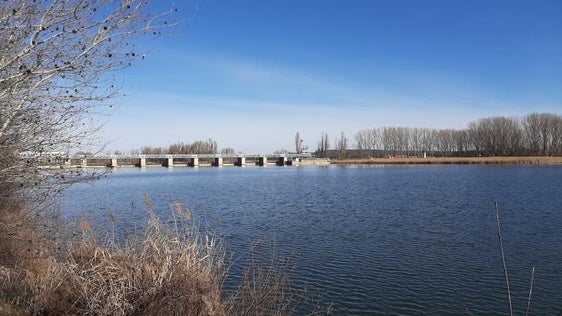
[68,153,320,168]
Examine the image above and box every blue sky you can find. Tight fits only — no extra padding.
[105,0,562,153]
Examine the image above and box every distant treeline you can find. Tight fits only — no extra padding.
[320,113,562,158]
[135,139,237,155]
[128,113,561,158]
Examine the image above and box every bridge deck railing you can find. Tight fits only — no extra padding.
[76,153,313,160]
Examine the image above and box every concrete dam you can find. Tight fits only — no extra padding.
[66,154,330,168]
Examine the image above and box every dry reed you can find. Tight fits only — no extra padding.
[0,195,224,315]
[224,245,316,315]
[458,201,537,315]
[0,194,317,315]
[495,201,537,316]
[335,156,562,165]
[495,200,513,316]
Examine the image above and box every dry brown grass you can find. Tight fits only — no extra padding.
[335,156,562,165]
[0,194,59,315]
[0,195,224,315]
[224,246,321,316]
[0,195,319,315]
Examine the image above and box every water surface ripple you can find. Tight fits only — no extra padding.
[62,165,562,314]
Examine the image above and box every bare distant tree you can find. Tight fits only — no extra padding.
[410,128,422,157]
[317,131,329,158]
[421,128,437,154]
[335,131,348,159]
[453,129,471,156]
[140,146,164,154]
[167,143,184,154]
[189,138,217,154]
[435,129,455,156]
[145,139,219,155]
[523,113,542,155]
[220,147,236,155]
[335,113,561,159]
[396,127,411,156]
[467,121,486,155]
[467,117,524,156]
[323,131,330,153]
[523,113,562,156]
[382,127,397,156]
[1,0,176,200]
[354,129,369,156]
[295,132,303,154]
[496,117,523,156]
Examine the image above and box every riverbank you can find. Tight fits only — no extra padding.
[333,156,562,165]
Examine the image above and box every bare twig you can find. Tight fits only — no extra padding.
[0,0,177,207]
[525,266,535,316]
[494,200,513,316]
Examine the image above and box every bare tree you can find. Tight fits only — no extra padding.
[410,128,423,157]
[523,113,542,155]
[370,128,384,156]
[339,113,561,159]
[453,129,471,156]
[190,138,218,154]
[140,146,164,155]
[220,147,236,155]
[335,131,348,159]
[144,139,219,155]
[354,129,368,153]
[467,117,524,156]
[553,116,562,156]
[382,127,405,156]
[435,129,456,156]
[1,0,176,201]
[523,113,562,156]
[294,132,302,154]
[395,127,406,154]
[354,129,378,157]
[317,131,329,158]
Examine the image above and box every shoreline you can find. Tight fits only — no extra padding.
[333,156,562,165]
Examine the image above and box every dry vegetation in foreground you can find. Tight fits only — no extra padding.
[0,195,321,315]
[334,156,562,165]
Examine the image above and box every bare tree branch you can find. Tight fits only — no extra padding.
[1,0,176,207]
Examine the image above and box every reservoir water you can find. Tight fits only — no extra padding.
[61,165,562,314]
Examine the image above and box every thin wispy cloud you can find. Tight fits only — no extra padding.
[103,0,561,152]
[146,51,515,111]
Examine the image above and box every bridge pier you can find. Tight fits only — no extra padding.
[214,157,223,167]
[191,157,199,167]
[258,156,267,166]
[139,158,146,168]
[111,158,118,168]
[81,159,87,168]
[236,157,246,167]
[277,157,287,166]
[165,157,174,168]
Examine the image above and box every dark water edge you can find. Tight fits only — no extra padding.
[60,165,562,315]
